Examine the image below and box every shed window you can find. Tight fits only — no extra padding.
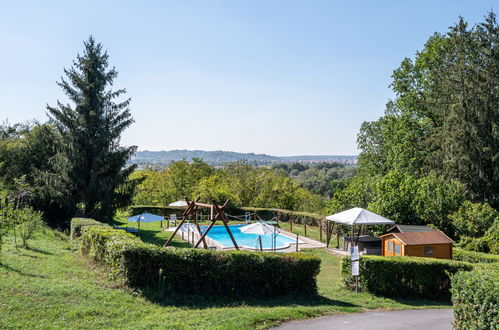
[394,243,401,255]
[424,246,433,256]
[388,242,393,252]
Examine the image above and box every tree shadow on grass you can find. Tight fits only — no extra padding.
[0,263,48,279]
[140,289,359,310]
[24,246,54,255]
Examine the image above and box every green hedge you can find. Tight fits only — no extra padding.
[451,269,499,330]
[81,224,321,298]
[341,256,473,300]
[453,248,499,264]
[70,218,110,239]
[81,226,139,261]
[130,205,325,226]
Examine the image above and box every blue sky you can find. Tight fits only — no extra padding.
[0,1,495,155]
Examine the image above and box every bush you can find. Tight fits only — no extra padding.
[13,207,44,247]
[341,255,473,300]
[451,269,499,330]
[80,226,138,260]
[451,201,498,238]
[453,248,499,264]
[81,225,321,298]
[70,218,110,239]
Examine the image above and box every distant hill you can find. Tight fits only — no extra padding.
[129,150,357,167]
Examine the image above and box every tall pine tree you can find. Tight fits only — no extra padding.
[47,36,138,220]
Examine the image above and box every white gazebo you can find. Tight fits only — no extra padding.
[326,207,394,249]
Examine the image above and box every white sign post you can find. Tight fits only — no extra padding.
[350,245,360,293]
[350,246,359,261]
[351,260,359,276]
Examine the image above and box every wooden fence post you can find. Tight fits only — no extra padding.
[304,224,307,237]
[319,221,323,242]
[296,234,299,252]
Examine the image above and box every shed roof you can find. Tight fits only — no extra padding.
[386,224,436,234]
[380,231,455,245]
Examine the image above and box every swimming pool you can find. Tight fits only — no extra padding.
[201,224,298,250]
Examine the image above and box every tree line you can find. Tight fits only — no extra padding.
[272,162,356,198]
[131,160,325,212]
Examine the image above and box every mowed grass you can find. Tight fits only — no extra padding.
[0,223,449,329]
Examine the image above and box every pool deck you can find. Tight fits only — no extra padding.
[167,225,326,252]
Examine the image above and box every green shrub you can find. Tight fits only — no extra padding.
[341,256,473,300]
[451,201,498,238]
[70,218,110,239]
[453,248,499,264]
[451,269,499,330]
[12,207,44,247]
[81,226,321,298]
[80,226,139,261]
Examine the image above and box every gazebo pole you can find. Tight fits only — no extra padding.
[331,222,335,248]
[355,226,362,246]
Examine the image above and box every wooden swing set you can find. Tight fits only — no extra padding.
[163,197,240,250]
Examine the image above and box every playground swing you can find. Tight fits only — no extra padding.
[163,197,240,250]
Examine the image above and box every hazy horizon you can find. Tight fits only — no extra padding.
[135,148,358,157]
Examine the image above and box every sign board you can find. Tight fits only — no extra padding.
[350,246,359,261]
[351,260,360,276]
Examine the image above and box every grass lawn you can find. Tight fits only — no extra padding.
[0,220,449,329]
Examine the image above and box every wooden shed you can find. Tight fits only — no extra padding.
[380,231,454,259]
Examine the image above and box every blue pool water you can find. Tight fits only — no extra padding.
[201,224,296,249]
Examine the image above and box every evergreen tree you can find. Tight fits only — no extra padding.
[47,36,138,221]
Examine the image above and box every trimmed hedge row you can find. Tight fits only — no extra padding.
[453,248,499,264]
[451,269,498,330]
[80,222,321,298]
[341,256,473,300]
[130,205,325,226]
[70,218,110,239]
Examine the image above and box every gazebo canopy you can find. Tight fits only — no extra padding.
[326,207,394,226]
